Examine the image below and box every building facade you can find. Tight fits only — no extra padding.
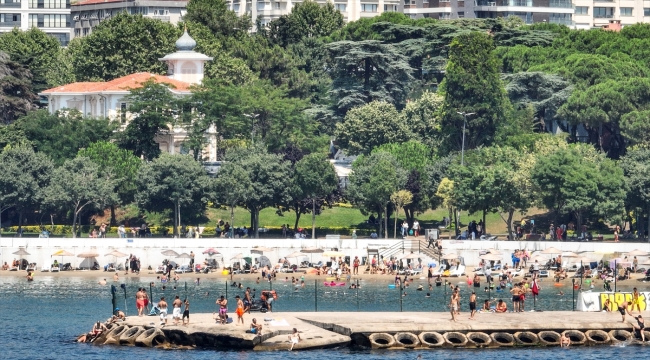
[0,0,72,45]
[39,30,220,160]
[70,0,187,38]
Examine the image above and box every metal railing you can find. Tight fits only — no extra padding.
[549,0,572,7]
[0,2,21,8]
[379,239,441,262]
[0,21,21,27]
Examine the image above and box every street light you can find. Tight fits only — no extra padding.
[243,113,259,144]
[456,111,475,166]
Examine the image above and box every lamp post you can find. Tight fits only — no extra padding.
[456,111,475,166]
[243,113,259,144]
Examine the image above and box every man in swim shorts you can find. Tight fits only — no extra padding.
[244,287,252,314]
[236,295,245,325]
[136,288,146,316]
[469,291,477,320]
[250,318,262,336]
[158,297,168,326]
[182,298,190,326]
[216,295,228,325]
[618,301,632,323]
[172,295,182,325]
[449,290,458,322]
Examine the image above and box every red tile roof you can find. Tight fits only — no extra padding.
[42,73,192,94]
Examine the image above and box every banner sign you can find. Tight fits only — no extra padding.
[577,291,649,312]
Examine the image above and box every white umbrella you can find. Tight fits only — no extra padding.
[541,247,563,255]
[176,252,192,266]
[161,249,179,257]
[626,249,649,257]
[300,247,324,254]
[77,252,99,258]
[286,251,306,259]
[441,253,459,260]
[480,254,503,261]
[230,253,245,260]
[561,252,579,257]
[322,250,345,258]
[105,250,128,268]
[485,249,502,255]
[401,253,422,260]
[13,248,30,269]
[251,246,273,254]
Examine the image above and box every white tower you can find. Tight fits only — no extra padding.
[159,29,213,85]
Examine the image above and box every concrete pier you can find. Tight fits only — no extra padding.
[95,311,649,350]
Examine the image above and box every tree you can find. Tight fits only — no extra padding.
[135,154,210,236]
[440,32,509,154]
[118,80,178,160]
[0,146,54,235]
[348,152,407,238]
[44,157,117,238]
[435,177,457,234]
[334,101,413,155]
[212,162,252,235]
[293,153,339,239]
[67,13,179,81]
[532,144,626,234]
[78,141,142,225]
[265,0,344,48]
[0,51,38,125]
[326,40,414,116]
[402,91,444,149]
[214,147,292,238]
[12,109,116,165]
[620,110,650,147]
[184,0,251,38]
[391,190,413,239]
[620,148,650,239]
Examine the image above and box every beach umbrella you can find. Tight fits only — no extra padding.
[161,249,179,257]
[322,250,345,258]
[300,247,324,254]
[541,247,563,255]
[561,252,579,257]
[251,246,273,254]
[480,254,503,261]
[176,252,192,266]
[52,249,74,257]
[485,249,502,255]
[104,250,128,267]
[77,252,99,258]
[202,248,220,256]
[230,253,245,260]
[441,253,459,260]
[13,248,30,269]
[626,249,649,257]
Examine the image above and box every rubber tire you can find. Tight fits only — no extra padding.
[368,333,396,349]
[103,325,130,345]
[119,326,146,345]
[585,330,610,345]
[537,331,561,346]
[608,329,633,344]
[135,327,167,347]
[443,332,468,347]
[514,331,538,346]
[562,330,586,346]
[418,332,445,348]
[393,332,420,348]
[491,332,515,347]
[466,332,491,347]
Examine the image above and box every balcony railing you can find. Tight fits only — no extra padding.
[550,18,574,25]
[151,15,170,22]
[593,14,614,18]
[0,21,21,27]
[0,2,22,8]
[549,0,572,7]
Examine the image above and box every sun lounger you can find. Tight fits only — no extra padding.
[41,264,50,272]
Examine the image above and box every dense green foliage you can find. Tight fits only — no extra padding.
[6,6,650,237]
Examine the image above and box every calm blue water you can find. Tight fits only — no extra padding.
[0,275,646,358]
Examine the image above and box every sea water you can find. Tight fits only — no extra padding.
[0,275,644,358]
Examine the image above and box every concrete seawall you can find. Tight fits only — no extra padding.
[88,311,650,350]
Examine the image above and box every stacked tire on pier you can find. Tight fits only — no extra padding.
[92,325,168,347]
[363,329,640,349]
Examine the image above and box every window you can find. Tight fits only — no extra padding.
[335,3,346,11]
[645,8,650,16]
[275,2,280,9]
[41,14,70,27]
[384,4,397,11]
[620,7,632,16]
[130,7,148,15]
[120,103,127,123]
[233,4,240,11]
[82,27,89,36]
[439,13,450,19]
[593,7,611,18]
[360,4,377,12]
[575,6,588,15]
[458,11,464,18]
[181,62,197,74]
[49,32,69,45]
[29,0,68,8]
[0,13,20,26]
[439,0,450,2]
[0,0,21,7]
[256,2,266,10]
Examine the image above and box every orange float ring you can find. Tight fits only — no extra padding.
[554,283,564,287]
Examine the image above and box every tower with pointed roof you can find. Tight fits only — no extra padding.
[159,28,213,85]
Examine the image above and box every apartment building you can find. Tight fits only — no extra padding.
[70,0,187,38]
[573,0,650,29]
[0,0,72,45]
[228,0,403,25]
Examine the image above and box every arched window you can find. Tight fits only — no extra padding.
[181,62,197,74]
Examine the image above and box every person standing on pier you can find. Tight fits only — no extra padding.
[216,296,228,325]
[244,287,252,314]
[172,296,183,326]
[618,301,633,323]
[158,297,168,326]
[631,288,641,313]
[449,289,459,322]
[235,295,245,326]
[469,291,477,320]
[182,298,190,326]
[136,288,146,316]
[353,256,360,275]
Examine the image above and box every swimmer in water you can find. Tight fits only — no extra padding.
[426,293,431,298]
[557,291,564,296]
